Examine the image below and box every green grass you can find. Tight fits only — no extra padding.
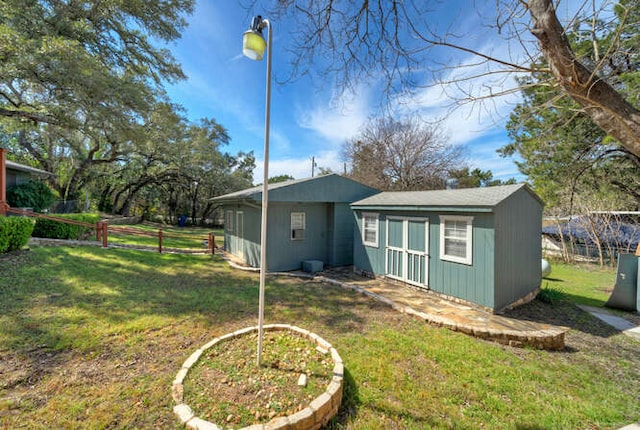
[542,260,616,306]
[1,247,638,429]
[106,223,224,250]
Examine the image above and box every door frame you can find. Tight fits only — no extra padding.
[385,216,429,288]
[235,211,244,260]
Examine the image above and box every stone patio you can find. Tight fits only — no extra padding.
[218,252,566,350]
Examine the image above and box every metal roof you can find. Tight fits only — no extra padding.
[351,183,540,210]
[212,175,320,201]
[6,160,53,176]
[212,174,378,203]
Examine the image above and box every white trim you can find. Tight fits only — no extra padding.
[225,210,234,233]
[290,212,305,240]
[385,216,429,288]
[235,211,244,259]
[439,215,473,265]
[362,212,379,248]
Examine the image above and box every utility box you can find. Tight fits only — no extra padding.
[302,260,323,274]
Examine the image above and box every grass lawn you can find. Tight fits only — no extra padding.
[106,223,224,250]
[1,246,639,429]
[541,260,618,307]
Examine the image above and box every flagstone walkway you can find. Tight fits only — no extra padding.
[313,267,566,350]
[218,253,566,350]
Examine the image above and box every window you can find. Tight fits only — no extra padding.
[226,210,234,232]
[439,215,473,265]
[291,212,305,240]
[362,213,379,247]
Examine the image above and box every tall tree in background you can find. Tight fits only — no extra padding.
[344,117,463,191]
[448,167,517,189]
[250,0,640,159]
[502,1,640,209]
[0,0,192,128]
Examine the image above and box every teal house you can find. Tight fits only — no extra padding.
[213,174,378,272]
[351,184,544,313]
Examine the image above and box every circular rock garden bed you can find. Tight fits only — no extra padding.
[173,324,343,429]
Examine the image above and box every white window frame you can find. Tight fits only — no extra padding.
[439,215,473,265]
[290,212,305,240]
[225,210,234,233]
[362,212,379,247]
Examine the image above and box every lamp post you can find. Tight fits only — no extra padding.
[243,15,272,367]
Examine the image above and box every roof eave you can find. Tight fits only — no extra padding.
[351,204,495,213]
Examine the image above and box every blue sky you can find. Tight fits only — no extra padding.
[164,1,532,184]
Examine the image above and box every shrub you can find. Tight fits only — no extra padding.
[32,213,101,240]
[0,217,35,253]
[7,180,55,212]
[537,284,567,305]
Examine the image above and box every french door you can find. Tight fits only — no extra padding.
[386,217,429,288]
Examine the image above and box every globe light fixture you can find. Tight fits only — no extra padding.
[242,16,267,61]
[242,15,272,367]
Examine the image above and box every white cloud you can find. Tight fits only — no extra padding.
[253,148,344,184]
[295,87,373,145]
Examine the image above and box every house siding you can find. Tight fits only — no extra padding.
[353,211,385,275]
[216,175,378,272]
[493,188,542,310]
[329,203,357,266]
[265,202,329,271]
[429,213,495,309]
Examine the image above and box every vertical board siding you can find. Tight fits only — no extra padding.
[353,211,386,273]
[331,203,357,266]
[428,213,495,309]
[493,188,542,310]
[266,203,329,272]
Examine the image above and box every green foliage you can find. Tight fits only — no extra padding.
[502,0,640,210]
[6,180,55,212]
[0,0,196,204]
[0,216,35,253]
[448,167,517,188]
[536,284,566,305]
[32,213,100,240]
[268,174,295,184]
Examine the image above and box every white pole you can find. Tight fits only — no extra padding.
[257,18,272,367]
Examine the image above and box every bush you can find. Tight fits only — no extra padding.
[32,213,101,240]
[537,284,567,305]
[0,217,35,253]
[7,180,55,212]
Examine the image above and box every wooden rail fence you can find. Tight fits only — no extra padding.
[7,207,215,254]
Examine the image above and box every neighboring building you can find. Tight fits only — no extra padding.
[351,184,544,313]
[1,148,53,215]
[213,174,379,272]
[6,160,52,188]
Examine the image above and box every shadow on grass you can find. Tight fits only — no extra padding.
[0,245,373,362]
[503,297,621,342]
[326,367,359,429]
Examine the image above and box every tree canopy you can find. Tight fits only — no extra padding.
[502,1,640,210]
[0,0,255,221]
[250,0,640,159]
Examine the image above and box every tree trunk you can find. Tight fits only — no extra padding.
[528,0,640,157]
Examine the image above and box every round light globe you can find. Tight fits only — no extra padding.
[243,30,266,61]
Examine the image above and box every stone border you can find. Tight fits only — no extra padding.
[315,276,566,351]
[172,324,343,430]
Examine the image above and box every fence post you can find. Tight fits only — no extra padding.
[158,228,163,253]
[208,233,214,254]
[102,222,108,248]
[96,222,102,242]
